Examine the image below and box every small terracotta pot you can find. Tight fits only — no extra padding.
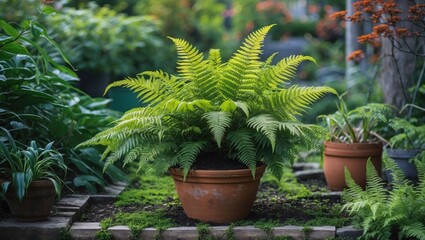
[323,141,383,191]
[169,164,266,224]
[4,179,56,222]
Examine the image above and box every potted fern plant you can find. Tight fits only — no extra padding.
[385,116,425,183]
[319,97,393,191]
[78,25,336,223]
[0,128,67,222]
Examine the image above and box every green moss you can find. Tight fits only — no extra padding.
[114,210,174,231]
[115,170,176,206]
[260,169,314,199]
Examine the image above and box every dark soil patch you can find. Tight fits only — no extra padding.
[80,178,350,227]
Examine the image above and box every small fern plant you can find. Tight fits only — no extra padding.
[77,25,336,179]
[319,96,393,143]
[388,117,425,150]
[342,158,425,240]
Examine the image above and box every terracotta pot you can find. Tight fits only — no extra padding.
[385,148,422,183]
[4,179,56,222]
[169,164,266,224]
[323,141,383,191]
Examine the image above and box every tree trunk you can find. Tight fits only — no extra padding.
[377,0,424,110]
[345,0,363,87]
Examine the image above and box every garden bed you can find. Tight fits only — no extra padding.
[79,163,351,231]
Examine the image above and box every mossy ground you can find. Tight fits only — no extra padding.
[83,163,351,235]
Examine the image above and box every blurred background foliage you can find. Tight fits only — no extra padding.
[0,0,359,118]
[0,0,378,192]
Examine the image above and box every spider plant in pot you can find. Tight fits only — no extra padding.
[78,25,336,223]
[318,97,393,191]
[0,128,67,222]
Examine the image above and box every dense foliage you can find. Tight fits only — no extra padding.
[0,6,127,193]
[343,158,425,240]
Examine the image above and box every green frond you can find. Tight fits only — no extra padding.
[415,157,425,196]
[219,25,274,100]
[365,159,387,202]
[177,141,208,179]
[219,100,250,118]
[384,157,407,186]
[261,154,285,180]
[247,114,279,151]
[104,73,167,105]
[169,37,220,101]
[168,37,204,81]
[265,55,316,89]
[227,129,258,177]
[270,86,337,119]
[202,111,232,148]
[401,222,425,240]
[165,99,214,113]
[208,49,222,67]
[342,166,365,204]
[103,135,142,168]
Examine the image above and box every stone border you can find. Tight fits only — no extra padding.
[70,222,363,240]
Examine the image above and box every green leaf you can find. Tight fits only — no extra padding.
[12,172,26,201]
[0,20,19,38]
[41,5,57,15]
[1,42,30,55]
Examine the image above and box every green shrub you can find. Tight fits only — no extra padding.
[46,4,168,79]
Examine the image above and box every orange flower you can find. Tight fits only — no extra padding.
[358,33,379,43]
[347,50,365,63]
[330,10,347,20]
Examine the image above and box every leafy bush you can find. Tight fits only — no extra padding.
[342,159,425,240]
[134,0,228,55]
[0,7,127,193]
[46,4,168,79]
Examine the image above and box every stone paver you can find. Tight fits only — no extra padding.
[0,217,70,240]
[70,222,100,240]
[337,225,363,239]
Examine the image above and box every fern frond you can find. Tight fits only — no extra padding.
[202,111,232,148]
[169,37,220,101]
[272,86,337,119]
[247,114,279,151]
[265,55,316,89]
[219,100,250,118]
[177,141,208,178]
[165,99,214,113]
[401,222,425,240]
[219,25,274,100]
[104,73,167,105]
[168,37,204,82]
[384,157,408,187]
[365,159,387,203]
[247,114,309,151]
[227,129,258,176]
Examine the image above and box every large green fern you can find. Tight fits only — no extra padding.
[342,158,425,240]
[77,25,336,179]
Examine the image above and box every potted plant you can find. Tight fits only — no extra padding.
[0,128,67,222]
[385,116,425,183]
[319,97,393,191]
[78,25,336,223]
